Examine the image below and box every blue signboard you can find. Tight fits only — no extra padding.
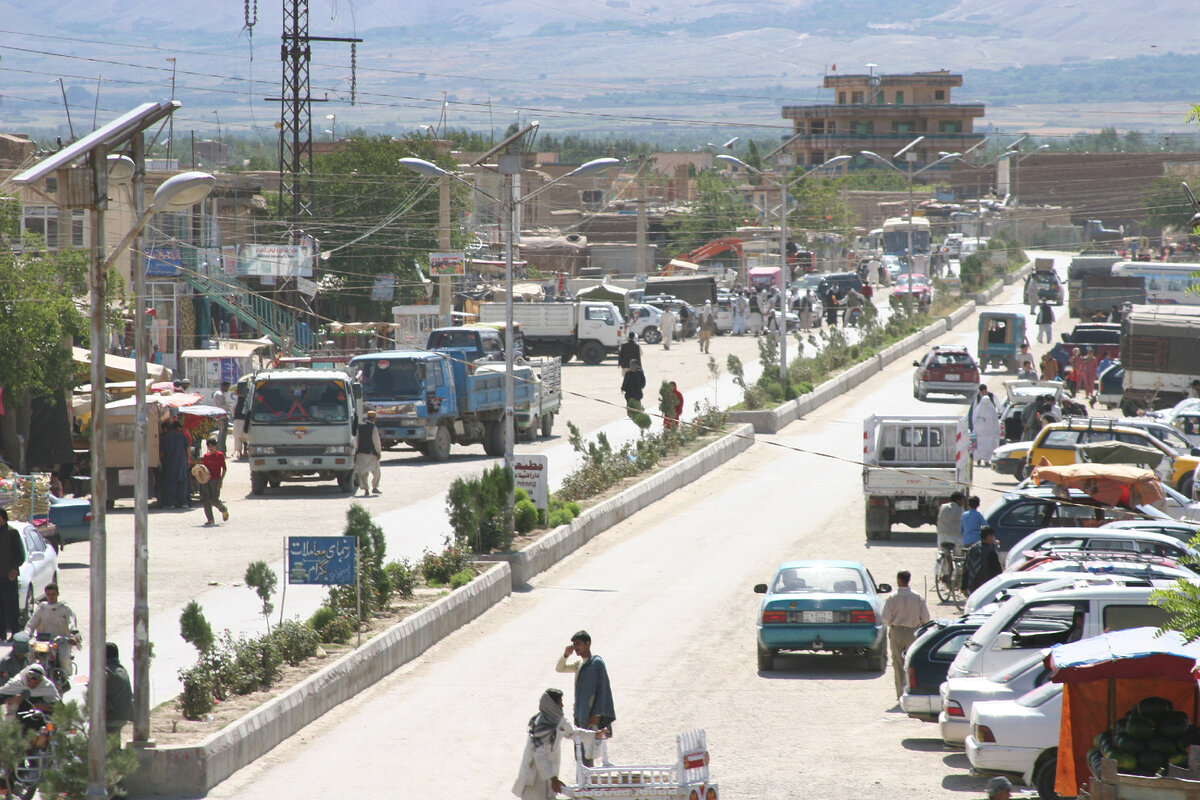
[287,536,356,585]
[146,247,183,277]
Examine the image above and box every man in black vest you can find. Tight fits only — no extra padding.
[0,510,25,642]
[355,409,383,497]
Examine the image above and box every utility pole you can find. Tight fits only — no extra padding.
[636,160,649,276]
[437,139,452,325]
[266,0,361,232]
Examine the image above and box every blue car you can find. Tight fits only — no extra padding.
[47,494,93,547]
[754,559,892,672]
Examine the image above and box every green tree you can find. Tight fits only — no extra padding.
[0,244,89,467]
[311,135,464,320]
[1142,175,1194,232]
[664,171,754,255]
[789,177,854,240]
[180,599,215,654]
[244,561,278,633]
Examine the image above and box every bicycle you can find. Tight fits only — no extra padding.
[934,543,965,610]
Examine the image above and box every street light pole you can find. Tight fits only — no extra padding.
[717,154,851,382]
[166,58,176,165]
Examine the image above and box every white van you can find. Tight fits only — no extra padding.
[1003,526,1196,571]
[947,581,1172,679]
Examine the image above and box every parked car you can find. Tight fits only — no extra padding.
[1013,553,1194,581]
[14,522,57,626]
[991,440,1036,481]
[966,682,1063,799]
[753,560,891,672]
[1113,416,1200,457]
[881,255,903,280]
[912,345,980,401]
[1149,398,1200,446]
[963,572,1146,614]
[1004,526,1197,571]
[1100,516,1200,540]
[940,648,1052,747]
[899,615,990,723]
[982,486,1172,551]
[997,380,1065,445]
[1049,323,1121,370]
[641,295,697,337]
[626,303,665,344]
[816,272,864,303]
[1033,270,1064,304]
[1096,362,1124,410]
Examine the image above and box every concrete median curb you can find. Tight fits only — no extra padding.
[126,560,512,797]
[480,422,756,587]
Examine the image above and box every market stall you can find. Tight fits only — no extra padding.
[1046,626,1200,798]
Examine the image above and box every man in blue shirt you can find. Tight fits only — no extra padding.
[960,495,985,548]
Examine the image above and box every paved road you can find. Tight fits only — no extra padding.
[199,259,1076,800]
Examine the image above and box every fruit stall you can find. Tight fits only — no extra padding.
[1046,626,1200,799]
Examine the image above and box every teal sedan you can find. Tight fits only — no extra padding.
[754,559,892,672]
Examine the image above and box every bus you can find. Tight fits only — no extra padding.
[1110,261,1200,305]
[881,217,931,257]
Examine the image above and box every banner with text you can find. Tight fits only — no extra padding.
[429,252,465,276]
[237,243,315,278]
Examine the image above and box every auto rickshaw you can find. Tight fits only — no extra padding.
[977,311,1027,372]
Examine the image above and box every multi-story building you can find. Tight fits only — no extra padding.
[779,69,986,171]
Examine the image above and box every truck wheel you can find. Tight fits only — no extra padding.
[642,328,661,344]
[520,422,536,443]
[251,472,267,496]
[540,412,554,438]
[578,341,605,365]
[483,421,506,457]
[426,425,452,461]
[336,471,355,494]
[865,503,890,541]
[268,477,281,489]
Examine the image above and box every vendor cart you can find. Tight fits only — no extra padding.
[978,311,1027,372]
[568,729,718,799]
[1047,627,1200,799]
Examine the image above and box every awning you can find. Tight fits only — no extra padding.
[1047,627,1200,683]
[72,347,171,382]
[1030,462,1164,507]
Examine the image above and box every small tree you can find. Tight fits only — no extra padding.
[39,702,137,800]
[244,561,278,633]
[180,599,215,654]
[658,381,677,430]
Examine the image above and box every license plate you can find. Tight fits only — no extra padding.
[803,610,835,624]
[291,458,312,467]
[894,500,918,510]
[945,374,960,381]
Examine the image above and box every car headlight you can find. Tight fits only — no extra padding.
[324,445,350,455]
[250,446,276,456]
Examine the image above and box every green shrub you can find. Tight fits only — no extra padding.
[385,559,419,599]
[514,498,539,533]
[227,634,282,694]
[178,664,215,719]
[180,600,214,654]
[271,618,320,666]
[548,509,574,527]
[421,541,471,584]
[309,606,336,636]
[515,488,531,503]
[322,615,355,645]
[446,465,514,553]
[564,501,580,518]
[449,568,474,589]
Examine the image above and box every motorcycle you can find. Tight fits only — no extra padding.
[31,633,78,696]
[0,701,57,800]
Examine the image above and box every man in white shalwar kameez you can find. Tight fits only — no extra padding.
[658,306,676,350]
[970,384,1002,465]
[513,689,596,800]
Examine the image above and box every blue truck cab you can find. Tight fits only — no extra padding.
[350,350,534,461]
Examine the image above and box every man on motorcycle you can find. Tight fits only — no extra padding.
[0,664,59,718]
[24,584,78,679]
[0,633,31,684]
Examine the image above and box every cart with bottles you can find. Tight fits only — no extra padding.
[566,729,718,799]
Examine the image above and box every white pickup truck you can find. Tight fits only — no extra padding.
[862,415,973,540]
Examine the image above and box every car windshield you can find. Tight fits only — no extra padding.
[1017,682,1062,708]
[772,566,866,594]
[249,379,350,424]
[355,359,426,400]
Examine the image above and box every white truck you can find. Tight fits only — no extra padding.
[483,356,562,440]
[862,415,973,540]
[478,301,624,364]
[1120,304,1200,414]
[240,368,362,495]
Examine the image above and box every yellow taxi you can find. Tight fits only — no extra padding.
[1025,417,1200,495]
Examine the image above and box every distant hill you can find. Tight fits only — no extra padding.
[1,0,1196,136]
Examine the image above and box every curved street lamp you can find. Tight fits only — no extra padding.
[399,154,619,514]
[716,153,851,381]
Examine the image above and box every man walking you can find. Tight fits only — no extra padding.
[197,438,230,525]
[733,292,749,336]
[697,301,715,354]
[0,511,23,642]
[658,306,676,350]
[213,380,234,452]
[104,642,134,737]
[1036,299,1055,344]
[356,409,383,497]
[962,527,1003,596]
[881,571,930,700]
[555,630,615,766]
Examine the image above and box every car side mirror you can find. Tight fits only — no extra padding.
[1191,448,1200,457]
[352,383,363,400]
[912,361,921,367]
[236,383,248,399]
[753,583,768,594]
[877,583,893,594]
[996,631,1016,649]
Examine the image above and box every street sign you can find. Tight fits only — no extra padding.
[513,454,549,510]
[287,536,356,585]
